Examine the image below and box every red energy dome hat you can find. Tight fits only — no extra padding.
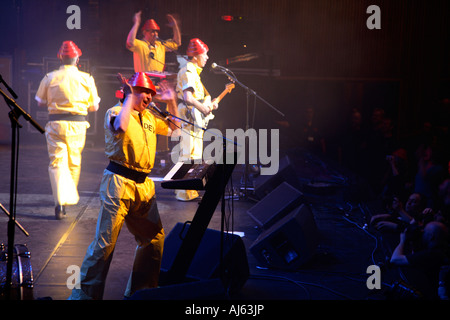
[128,72,157,96]
[142,19,160,31]
[57,41,82,59]
[186,38,209,57]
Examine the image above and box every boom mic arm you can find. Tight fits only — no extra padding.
[211,62,230,72]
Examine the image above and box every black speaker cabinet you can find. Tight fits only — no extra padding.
[159,223,249,295]
[250,204,319,271]
[247,182,303,229]
[253,156,301,199]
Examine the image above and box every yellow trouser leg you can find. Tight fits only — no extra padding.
[66,128,87,187]
[70,196,127,300]
[69,173,164,300]
[124,214,164,296]
[46,122,84,206]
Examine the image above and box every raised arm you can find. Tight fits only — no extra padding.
[126,11,142,50]
[166,14,181,46]
[390,232,409,266]
[111,76,134,133]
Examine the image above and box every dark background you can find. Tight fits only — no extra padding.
[0,0,449,156]
[0,0,449,303]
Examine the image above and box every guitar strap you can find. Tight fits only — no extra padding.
[202,83,210,97]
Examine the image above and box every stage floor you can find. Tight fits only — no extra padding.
[0,138,402,302]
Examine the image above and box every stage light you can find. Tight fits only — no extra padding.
[221,15,234,22]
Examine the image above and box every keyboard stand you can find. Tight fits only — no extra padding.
[159,158,236,286]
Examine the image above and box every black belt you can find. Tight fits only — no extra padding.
[106,161,149,183]
[48,114,87,121]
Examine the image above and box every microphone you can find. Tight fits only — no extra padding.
[149,52,164,65]
[211,63,230,72]
[149,102,169,120]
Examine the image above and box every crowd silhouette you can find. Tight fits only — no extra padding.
[341,107,450,300]
[295,104,450,300]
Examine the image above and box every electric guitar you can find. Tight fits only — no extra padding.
[179,83,235,128]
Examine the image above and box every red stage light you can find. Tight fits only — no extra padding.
[221,15,234,21]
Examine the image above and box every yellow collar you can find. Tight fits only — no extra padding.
[189,61,203,75]
[59,65,78,70]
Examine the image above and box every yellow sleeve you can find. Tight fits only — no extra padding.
[129,39,146,53]
[104,105,122,135]
[154,116,169,136]
[87,75,101,106]
[162,39,179,52]
[181,66,197,92]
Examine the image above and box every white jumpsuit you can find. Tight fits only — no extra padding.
[35,65,100,206]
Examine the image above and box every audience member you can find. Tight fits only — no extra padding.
[381,148,411,202]
[370,192,427,233]
[338,107,368,176]
[438,160,450,212]
[390,221,449,299]
[413,144,445,209]
[410,120,438,152]
[369,107,385,136]
[299,106,326,156]
[365,109,400,194]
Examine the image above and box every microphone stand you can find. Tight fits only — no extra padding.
[0,202,29,237]
[0,86,44,300]
[213,66,284,199]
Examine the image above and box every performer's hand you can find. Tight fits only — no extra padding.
[211,100,219,110]
[166,14,178,28]
[133,11,142,25]
[117,73,133,97]
[158,80,176,102]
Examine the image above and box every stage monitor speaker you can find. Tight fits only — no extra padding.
[159,223,249,295]
[247,182,303,229]
[249,204,319,271]
[253,155,301,199]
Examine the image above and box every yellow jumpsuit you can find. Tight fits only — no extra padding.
[69,105,169,300]
[175,61,209,201]
[35,65,100,207]
[128,38,178,155]
[128,38,178,72]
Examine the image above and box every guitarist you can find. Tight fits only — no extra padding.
[175,38,218,201]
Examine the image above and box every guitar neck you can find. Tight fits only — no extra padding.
[215,88,230,104]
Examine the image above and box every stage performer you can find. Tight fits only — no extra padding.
[175,38,218,201]
[68,72,179,300]
[126,11,181,166]
[35,40,100,220]
[126,11,181,73]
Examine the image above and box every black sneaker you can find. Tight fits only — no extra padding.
[55,205,66,220]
